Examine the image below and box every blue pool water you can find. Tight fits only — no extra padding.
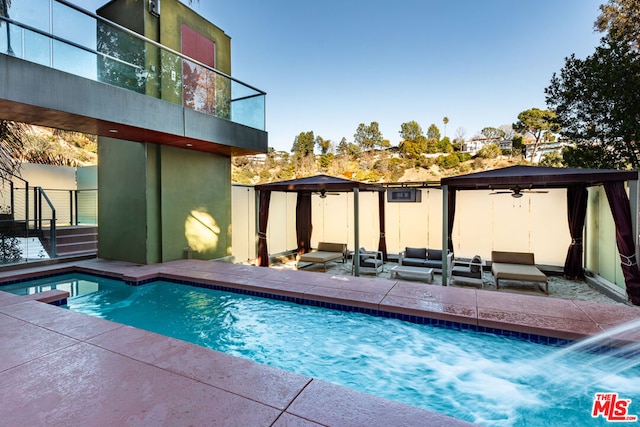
[5,273,639,426]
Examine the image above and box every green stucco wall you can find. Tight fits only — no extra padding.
[158,145,231,261]
[98,138,231,263]
[98,137,150,264]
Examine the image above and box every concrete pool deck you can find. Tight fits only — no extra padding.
[1,258,639,426]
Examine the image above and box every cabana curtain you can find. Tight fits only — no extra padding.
[564,185,588,278]
[296,192,313,254]
[257,190,271,267]
[604,181,640,305]
[377,190,388,260]
[447,189,456,253]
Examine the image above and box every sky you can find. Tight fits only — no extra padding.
[75,0,604,152]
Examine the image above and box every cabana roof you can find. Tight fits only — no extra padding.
[254,174,384,193]
[441,165,638,191]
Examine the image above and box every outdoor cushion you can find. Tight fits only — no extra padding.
[405,247,427,259]
[427,249,443,261]
[362,258,383,268]
[470,255,482,273]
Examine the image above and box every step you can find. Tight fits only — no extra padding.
[52,233,98,244]
[55,241,97,253]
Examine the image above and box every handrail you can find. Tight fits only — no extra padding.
[0,1,266,96]
[37,187,57,257]
[55,0,266,94]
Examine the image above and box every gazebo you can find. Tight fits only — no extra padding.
[254,174,386,276]
[440,165,640,305]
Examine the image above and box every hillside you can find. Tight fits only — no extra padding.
[18,125,524,183]
[231,152,527,185]
[19,125,98,167]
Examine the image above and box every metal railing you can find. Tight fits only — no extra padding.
[0,0,266,130]
[0,183,98,265]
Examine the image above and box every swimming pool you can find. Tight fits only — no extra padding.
[5,273,639,426]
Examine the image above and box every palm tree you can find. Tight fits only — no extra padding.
[443,117,449,138]
[0,120,24,178]
[0,0,14,55]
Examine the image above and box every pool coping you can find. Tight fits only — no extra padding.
[1,258,639,426]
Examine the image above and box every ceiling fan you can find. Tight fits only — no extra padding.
[489,186,549,198]
[314,189,340,199]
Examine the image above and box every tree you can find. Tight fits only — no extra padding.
[0,121,24,177]
[315,135,331,155]
[453,127,466,151]
[513,108,560,163]
[291,131,315,157]
[546,36,640,168]
[480,127,505,140]
[476,143,501,159]
[442,117,449,138]
[336,137,360,157]
[399,120,423,142]
[399,121,426,159]
[437,136,454,153]
[539,151,564,167]
[354,122,384,151]
[426,124,441,141]
[499,125,515,141]
[595,0,640,49]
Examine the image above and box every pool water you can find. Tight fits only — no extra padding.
[7,273,640,426]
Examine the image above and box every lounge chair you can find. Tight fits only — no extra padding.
[449,255,483,288]
[352,248,384,276]
[296,242,347,271]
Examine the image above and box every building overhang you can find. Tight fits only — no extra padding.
[0,54,267,156]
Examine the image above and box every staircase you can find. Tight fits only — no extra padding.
[41,226,98,258]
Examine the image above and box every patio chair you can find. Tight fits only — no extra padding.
[449,255,483,288]
[352,248,384,276]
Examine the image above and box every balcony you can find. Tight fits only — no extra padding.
[0,0,267,155]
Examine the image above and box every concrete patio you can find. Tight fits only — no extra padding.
[1,258,639,426]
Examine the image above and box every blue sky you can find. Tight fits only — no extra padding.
[77,0,603,152]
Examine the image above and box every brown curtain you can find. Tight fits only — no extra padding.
[257,190,271,267]
[564,185,588,278]
[447,188,456,253]
[377,190,388,260]
[296,192,313,254]
[604,181,640,305]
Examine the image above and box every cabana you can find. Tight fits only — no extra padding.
[254,174,386,276]
[440,165,640,305]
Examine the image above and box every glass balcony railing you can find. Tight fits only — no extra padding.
[0,0,266,131]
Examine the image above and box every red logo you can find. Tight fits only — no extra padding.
[592,393,638,422]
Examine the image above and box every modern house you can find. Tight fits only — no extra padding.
[0,0,268,264]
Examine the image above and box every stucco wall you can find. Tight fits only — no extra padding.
[98,137,149,263]
[158,145,232,261]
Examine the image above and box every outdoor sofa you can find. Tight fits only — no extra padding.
[296,242,347,271]
[399,247,453,273]
[491,250,548,294]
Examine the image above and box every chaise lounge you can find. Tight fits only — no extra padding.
[296,242,347,271]
[491,251,548,294]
